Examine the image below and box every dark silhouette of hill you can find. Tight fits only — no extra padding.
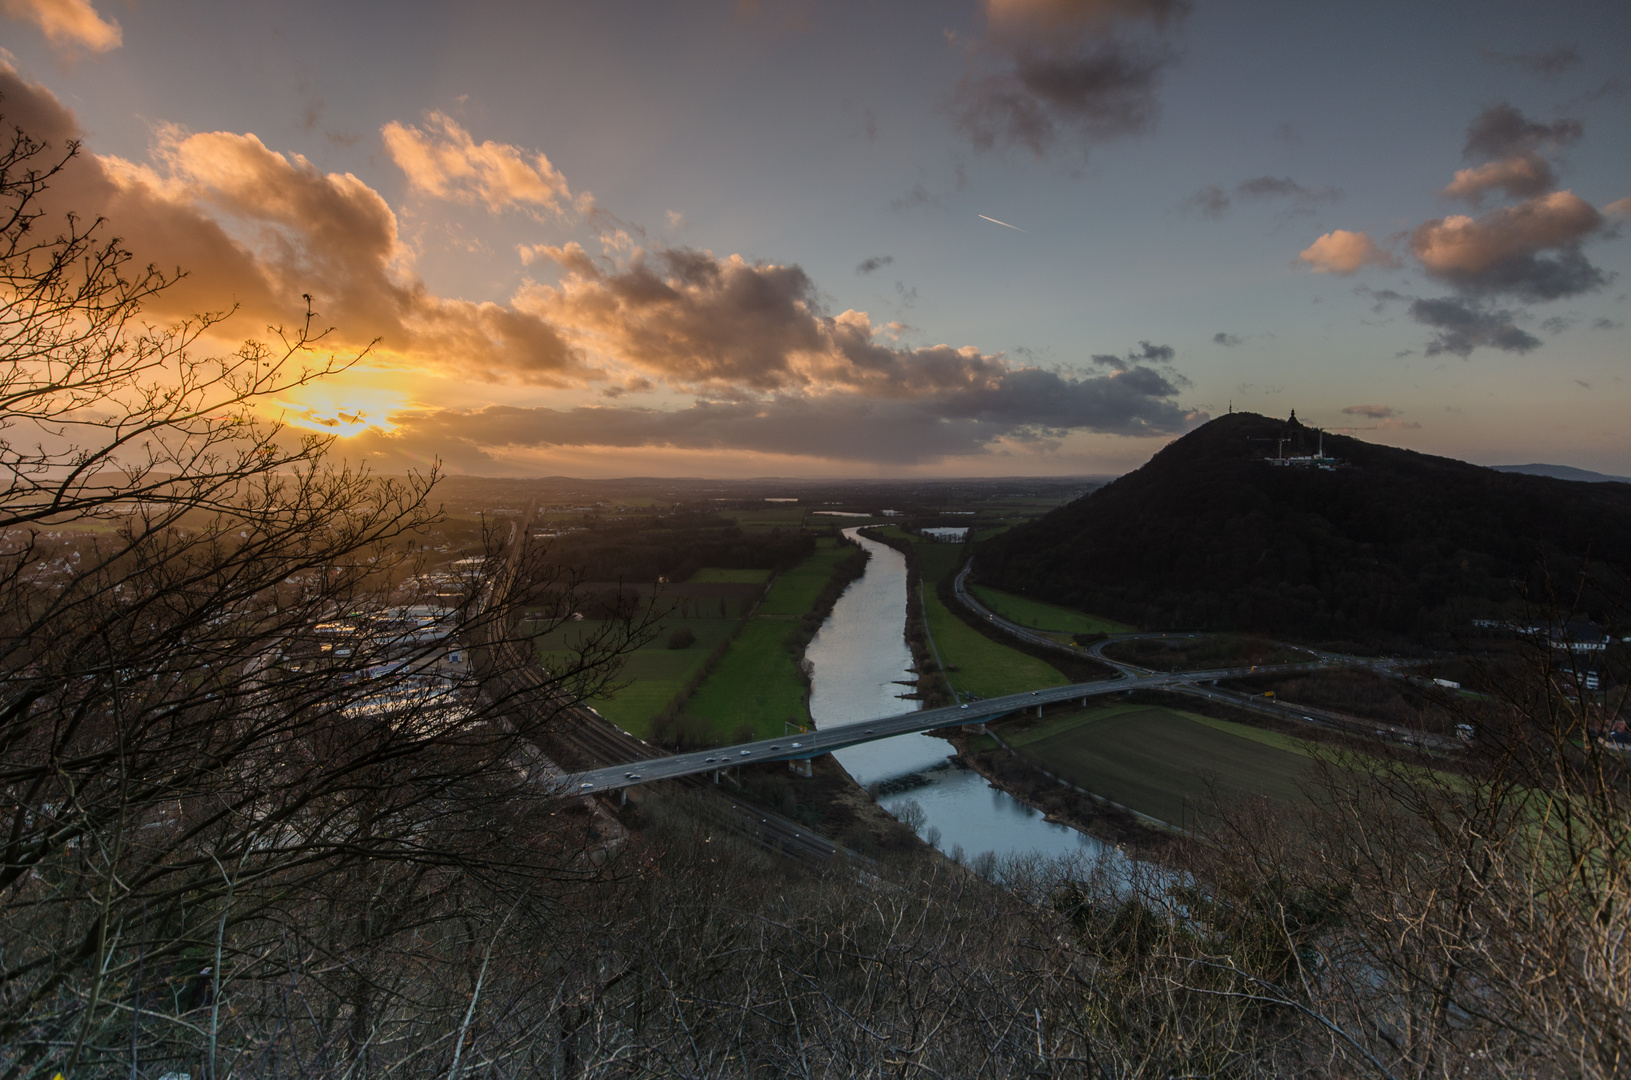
[1491,463,1631,484]
[976,413,1631,644]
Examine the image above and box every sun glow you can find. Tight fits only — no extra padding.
[270,382,408,437]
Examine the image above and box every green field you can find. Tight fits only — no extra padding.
[679,538,858,740]
[555,616,740,736]
[534,566,757,738]
[914,540,1068,700]
[968,584,1133,635]
[754,537,852,615]
[681,620,809,740]
[686,567,772,584]
[1006,704,1320,829]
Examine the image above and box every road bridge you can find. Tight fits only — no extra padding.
[558,547,1456,797]
[564,658,1320,794]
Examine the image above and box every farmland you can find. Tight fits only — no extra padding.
[683,537,861,740]
[998,703,1322,829]
[914,539,1070,700]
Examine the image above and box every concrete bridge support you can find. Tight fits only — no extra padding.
[789,757,813,778]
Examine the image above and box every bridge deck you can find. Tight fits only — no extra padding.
[564,666,1322,793]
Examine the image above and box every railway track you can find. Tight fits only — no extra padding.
[483,588,843,866]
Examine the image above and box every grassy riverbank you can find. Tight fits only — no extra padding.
[967,584,1133,636]
[678,537,868,742]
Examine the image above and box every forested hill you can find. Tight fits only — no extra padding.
[975,412,1631,644]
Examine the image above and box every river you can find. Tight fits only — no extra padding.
[805,528,1122,866]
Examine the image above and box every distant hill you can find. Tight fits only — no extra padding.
[1491,463,1631,484]
[975,413,1631,644]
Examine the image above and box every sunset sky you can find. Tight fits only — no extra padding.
[4,0,1629,477]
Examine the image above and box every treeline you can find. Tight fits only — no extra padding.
[784,542,871,700]
[978,412,1631,646]
[546,513,817,582]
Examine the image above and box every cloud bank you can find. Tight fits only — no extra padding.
[0,65,1202,468]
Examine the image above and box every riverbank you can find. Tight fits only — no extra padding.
[665,535,870,744]
[946,726,1180,861]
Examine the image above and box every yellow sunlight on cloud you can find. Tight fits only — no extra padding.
[0,0,120,52]
[382,112,586,217]
[269,381,408,438]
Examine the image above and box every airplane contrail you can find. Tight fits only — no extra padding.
[978,214,1027,232]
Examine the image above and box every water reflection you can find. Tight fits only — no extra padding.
[805,529,1117,865]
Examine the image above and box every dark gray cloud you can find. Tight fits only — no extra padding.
[1183,184,1230,219]
[952,0,1187,161]
[1212,331,1242,346]
[1463,103,1582,161]
[1409,297,1541,357]
[889,183,940,212]
[1185,175,1340,218]
[520,244,1201,459]
[1341,404,1395,419]
[1094,340,1176,368]
[856,255,894,274]
[362,364,1202,466]
[1482,45,1581,78]
[1592,317,1622,330]
[1410,192,1610,302]
[954,40,1170,159]
[1357,287,1412,313]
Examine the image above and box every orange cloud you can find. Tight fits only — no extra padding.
[382,112,585,217]
[1,66,1202,462]
[1,66,593,386]
[1409,191,1604,298]
[1298,230,1397,274]
[1441,153,1554,203]
[1606,196,1631,220]
[0,0,120,52]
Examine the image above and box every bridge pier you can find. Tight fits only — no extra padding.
[789,757,812,778]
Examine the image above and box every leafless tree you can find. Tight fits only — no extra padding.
[1178,608,1629,1079]
[0,116,650,1078]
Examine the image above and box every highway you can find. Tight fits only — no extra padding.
[562,656,1326,793]
[952,561,1456,750]
[550,545,1456,803]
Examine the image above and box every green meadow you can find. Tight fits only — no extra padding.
[681,537,858,740]
[968,584,1134,635]
[914,539,1069,700]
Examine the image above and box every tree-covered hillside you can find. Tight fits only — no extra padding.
[976,413,1631,644]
